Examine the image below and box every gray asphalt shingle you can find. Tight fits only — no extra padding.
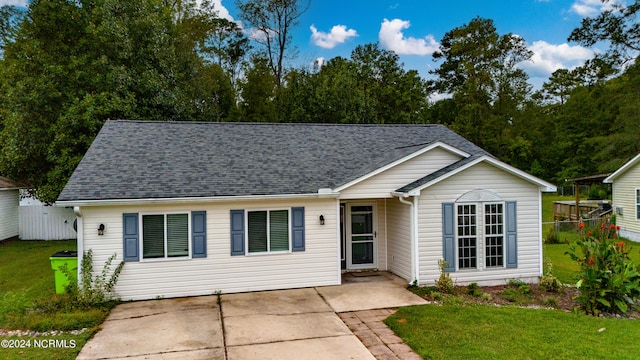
[57,120,488,201]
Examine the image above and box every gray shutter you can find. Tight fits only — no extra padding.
[230,210,245,256]
[123,213,139,262]
[192,211,207,258]
[506,201,517,268]
[442,203,455,272]
[291,207,305,252]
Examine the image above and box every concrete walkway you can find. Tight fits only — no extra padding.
[77,272,426,360]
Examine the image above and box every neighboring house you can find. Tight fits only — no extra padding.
[604,153,640,241]
[57,120,556,301]
[0,176,20,242]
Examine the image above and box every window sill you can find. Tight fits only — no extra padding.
[140,256,192,263]
[245,251,292,256]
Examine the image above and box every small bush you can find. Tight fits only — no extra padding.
[518,284,531,295]
[63,249,124,308]
[435,259,455,294]
[507,279,527,287]
[500,288,519,302]
[480,292,493,302]
[544,297,559,308]
[539,274,562,293]
[545,229,561,244]
[540,257,562,293]
[467,283,483,297]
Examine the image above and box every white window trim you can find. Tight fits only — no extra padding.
[245,208,292,255]
[455,201,506,271]
[633,188,640,220]
[139,211,192,262]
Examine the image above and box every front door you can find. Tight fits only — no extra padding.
[346,203,376,269]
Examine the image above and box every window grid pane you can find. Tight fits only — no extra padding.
[485,204,504,267]
[143,215,165,259]
[167,214,189,257]
[248,211,268,253]
[269,210,289,251]
[457,205,477,269]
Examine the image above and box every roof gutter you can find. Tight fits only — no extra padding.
[55,191,340,208]
[392,192,420,285]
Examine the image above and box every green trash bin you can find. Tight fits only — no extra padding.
[50,250,78,294]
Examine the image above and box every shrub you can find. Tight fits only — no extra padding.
[545,228,561,244]
[565,221,640,315]
[467,283,483,297]
[435,259,455,294]
[544,297,558,308]
[540,257,562,293]
[62,249,125,308]
[500,288,519,302]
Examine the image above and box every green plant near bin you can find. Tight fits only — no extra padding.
[62,249,125,307]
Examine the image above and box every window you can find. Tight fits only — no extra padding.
[484,204,504,267]
[456,203,505,270]
[636,189,640,220]
[457,204,477,269]
[142,213,189,259]
[248,209,290,253]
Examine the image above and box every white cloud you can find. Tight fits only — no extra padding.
[570,0,621,17]
[520,40,594,77]
[209,0,235,22]
[378,18,439,56]
[313,57,325,67]
[0,0,27,6]
[310,24,358,49]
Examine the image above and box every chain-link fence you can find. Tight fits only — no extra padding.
[543,216,612,234]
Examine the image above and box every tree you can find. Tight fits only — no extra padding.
[235,0,310,87]
[0,0,236,202]
[237,55,277,122]
[0,5,24,56]
[428,17,533,156]
[568,0,640,68]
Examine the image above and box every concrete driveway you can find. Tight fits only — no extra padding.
[77,272,426,360]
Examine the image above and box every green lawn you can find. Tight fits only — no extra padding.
[386,304,640,360]
[0,240,107,360]
[386,193,640,359]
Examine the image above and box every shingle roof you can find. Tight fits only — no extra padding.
[57,120,488,201]
[0,176,21,190]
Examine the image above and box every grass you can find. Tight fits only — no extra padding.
[388,193,640,359]
[0,240,113,360]
[386,304,640,360]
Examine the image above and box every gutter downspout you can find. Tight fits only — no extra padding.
[395,193,420,285]
[73,206,83,288]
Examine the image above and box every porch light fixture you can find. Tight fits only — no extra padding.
[319,215,325,225]
[98,223,105,236]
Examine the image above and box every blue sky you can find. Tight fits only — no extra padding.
[212,0,623,89]
[2,0,624,89]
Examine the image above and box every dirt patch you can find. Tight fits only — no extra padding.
[414,283,581,312]
[412,282,640,319]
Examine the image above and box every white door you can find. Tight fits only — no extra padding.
[346,203,376,269]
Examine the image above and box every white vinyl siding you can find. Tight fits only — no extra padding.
[418,162,542,286]
[610,162,640,241]
[386,197,412,280]
[0,189,19,241]
[79,197,338,301]
[339,147,461,199]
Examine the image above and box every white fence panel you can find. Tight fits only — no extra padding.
[19,206,77,240]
